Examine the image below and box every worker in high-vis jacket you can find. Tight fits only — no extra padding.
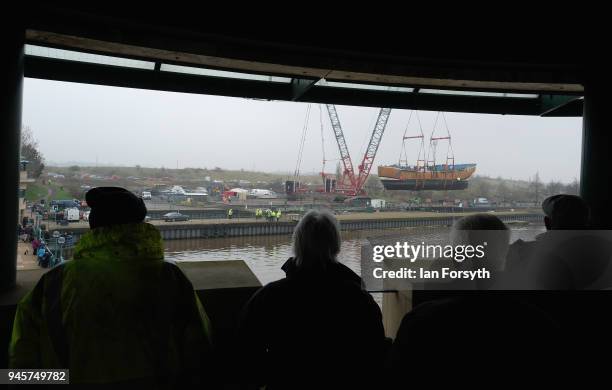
[9,187,213,385]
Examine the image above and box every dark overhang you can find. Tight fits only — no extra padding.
[22,8,586,117]
[23,41,583,117]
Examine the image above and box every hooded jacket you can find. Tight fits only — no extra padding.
[9,222,212,385]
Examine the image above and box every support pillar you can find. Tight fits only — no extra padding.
[580,75,610,229]
[0,27,24,291]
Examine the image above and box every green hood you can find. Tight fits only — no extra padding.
[73,222,164,262]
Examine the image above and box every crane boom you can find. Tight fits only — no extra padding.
[324,104,392,195]
[356,107,392,193]
[325,104,356,189]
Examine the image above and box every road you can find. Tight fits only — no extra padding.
[44,209,541,231]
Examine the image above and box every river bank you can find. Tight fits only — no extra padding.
[43,210,543,243]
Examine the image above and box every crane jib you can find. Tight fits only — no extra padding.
[324,104,392,195]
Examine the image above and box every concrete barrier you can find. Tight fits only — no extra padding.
[43,213,544,244]
[0,260,262,369]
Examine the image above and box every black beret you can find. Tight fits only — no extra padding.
[542,194,589,218]
[86,187,147,229]
[541,194,590,228]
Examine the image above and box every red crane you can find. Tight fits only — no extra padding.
[324,105,392,196]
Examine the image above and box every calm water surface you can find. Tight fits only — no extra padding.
[165,225,546,285]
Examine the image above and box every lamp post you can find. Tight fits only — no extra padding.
[52,230,60,265]
[57,236,65,264]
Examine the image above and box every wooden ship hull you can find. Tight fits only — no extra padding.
[378,164,476,191]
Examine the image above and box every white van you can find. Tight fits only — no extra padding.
[249,189,278,199]
[142,191,152,200]
[65,207,80,222]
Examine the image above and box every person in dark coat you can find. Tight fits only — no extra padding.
[236,210,386,388]
[387,295,563,378]
[506,194,590,272]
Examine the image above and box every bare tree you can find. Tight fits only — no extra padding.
[565,178,579,195]
[531,172,541,204]
[21,126,45,178]
[496,180,510,203]
[472,179,491,199]
[364,175,383,195]
[545,180,563,197]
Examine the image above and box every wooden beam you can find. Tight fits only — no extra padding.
[24,55,579,116]
[26,30,584,95]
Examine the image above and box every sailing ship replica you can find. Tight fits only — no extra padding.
[378,111,476,191]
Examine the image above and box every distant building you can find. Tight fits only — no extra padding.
[19,160,35,221]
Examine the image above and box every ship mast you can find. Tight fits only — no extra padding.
[399,110,426,172]
[427,112,455,170]
[427,111,455,190]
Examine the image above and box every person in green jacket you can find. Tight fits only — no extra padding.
[9,187,213,385]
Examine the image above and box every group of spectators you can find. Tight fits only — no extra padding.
[7,187,610,386]
[16,219,34,243]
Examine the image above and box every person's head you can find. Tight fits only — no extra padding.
[292,210,341,271]
[450,213,510,271]
[86,187,147,229]
[542,194,590,230]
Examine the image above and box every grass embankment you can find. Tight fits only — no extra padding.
[25,182,73,202]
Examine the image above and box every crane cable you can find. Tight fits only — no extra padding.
[294,103,311,179]
[399,111,425,168]
[320,104,326,174]
[427,111,454,171]
[399,110,414,166]
[319,104,342,176]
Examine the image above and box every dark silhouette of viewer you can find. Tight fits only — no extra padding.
[388,296,562,375]
[506,194,590,272]
[392,215,563,375]
[543,194,590,230]
[236,210,386,388]
[425,213,510,291]
[9,187,212,385]
[506,194,612,289]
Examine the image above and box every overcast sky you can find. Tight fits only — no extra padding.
[23,78,583,183]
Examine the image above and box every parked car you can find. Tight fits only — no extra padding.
[163,212,189,222]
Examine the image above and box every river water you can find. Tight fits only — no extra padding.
[164,224,546,285]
